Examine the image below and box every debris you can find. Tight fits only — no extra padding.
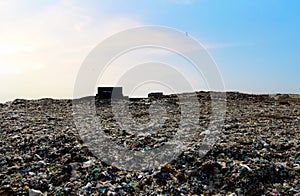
[0,92,299,195]
[29,189,47,196]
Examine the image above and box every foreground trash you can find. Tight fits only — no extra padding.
[0,92,299,195]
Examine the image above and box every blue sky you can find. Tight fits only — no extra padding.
[0,0,299,102]
[99,0,300,93]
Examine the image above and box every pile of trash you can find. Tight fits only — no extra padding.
[0,92,299,195]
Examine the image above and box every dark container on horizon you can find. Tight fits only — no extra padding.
[96,87,124,99]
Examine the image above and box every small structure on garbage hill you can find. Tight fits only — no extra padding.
[96,87,125,99]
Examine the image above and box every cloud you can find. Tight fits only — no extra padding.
[0,0,141,102]
[0,1,231,102]
[0,61,44,74]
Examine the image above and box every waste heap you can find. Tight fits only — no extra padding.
[0,92,299,195]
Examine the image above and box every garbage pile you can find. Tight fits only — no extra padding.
[0,92,299,195]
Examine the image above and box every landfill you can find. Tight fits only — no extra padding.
[0,92,299,195]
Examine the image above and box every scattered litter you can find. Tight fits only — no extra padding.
[0,93,299,195]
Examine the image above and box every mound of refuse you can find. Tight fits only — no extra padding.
[0,92,299,195]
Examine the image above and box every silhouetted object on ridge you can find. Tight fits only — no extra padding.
[96,87,124,99]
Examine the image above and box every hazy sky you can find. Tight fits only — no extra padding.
[1,0,299,102]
